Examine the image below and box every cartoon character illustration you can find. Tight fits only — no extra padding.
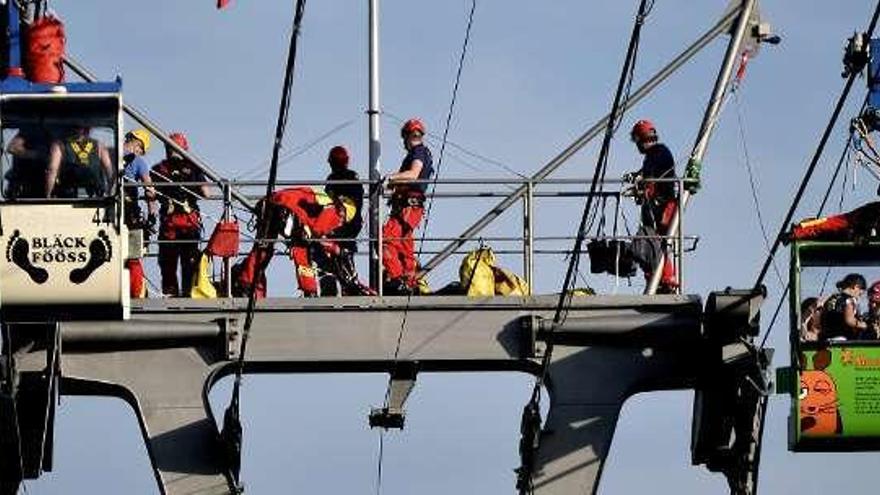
[799,349,843,436]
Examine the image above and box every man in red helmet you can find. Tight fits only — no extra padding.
[324,145,363,254]
[233,146,370,297]
[151,132,211,297]
[382,118,434,294]
[627,119,678,293]
[321,145,365,295]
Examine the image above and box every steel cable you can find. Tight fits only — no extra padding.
[374,2,478,493]
[753,0,880,291]
[220,1,308,489]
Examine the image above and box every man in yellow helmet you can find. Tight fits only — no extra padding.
[122,129,158,229]
[122,129,158,298]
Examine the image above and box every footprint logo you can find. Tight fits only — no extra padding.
[69,230,113,284]
[5,230,49,284]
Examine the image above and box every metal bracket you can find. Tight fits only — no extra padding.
[692,338,773,495]
[369,362,418,430]
[0,322,60,491]
[220,318,242,360]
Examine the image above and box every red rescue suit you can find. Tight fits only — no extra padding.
[382,195,425,286]
[236,187,347,297]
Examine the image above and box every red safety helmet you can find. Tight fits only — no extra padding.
[870,280,880,303]
[401,118,426,138]
[167,132,190,151]
[328,145,350,167]
[630,119,657,143]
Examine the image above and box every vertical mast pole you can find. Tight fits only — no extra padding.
[368,0,383,291]
[646,0,757,294]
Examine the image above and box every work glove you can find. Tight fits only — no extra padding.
[622,171,639,183]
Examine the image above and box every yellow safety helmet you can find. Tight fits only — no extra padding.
[126,129,152,153]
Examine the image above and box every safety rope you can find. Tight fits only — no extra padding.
[374,3,478,493]
[733,91,785,288]
[132,170,256,241]
[235,116,359,180]
[383,110,526,180]
[753,0,880,292]
[517,1,654,491]
[758,129,859,349]
[220,0,308,490]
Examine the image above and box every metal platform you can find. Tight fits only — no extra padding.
[0,296,720,494]
[0,292,773,495]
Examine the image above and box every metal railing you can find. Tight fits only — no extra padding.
[124,177,698,297]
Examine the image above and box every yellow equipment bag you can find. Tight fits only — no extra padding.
[191,252,218,299]
[460,247,496,297]
[492,266,529,296]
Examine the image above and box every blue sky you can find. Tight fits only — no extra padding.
[24,0,880,493]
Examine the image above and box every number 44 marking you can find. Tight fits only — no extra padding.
[92,208,113,226]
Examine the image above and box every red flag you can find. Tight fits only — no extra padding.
[217,0,231,9]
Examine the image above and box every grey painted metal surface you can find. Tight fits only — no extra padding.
[17,295,710,495]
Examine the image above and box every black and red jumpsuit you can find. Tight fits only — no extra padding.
[638,142,678,289]
[151,158,206,297]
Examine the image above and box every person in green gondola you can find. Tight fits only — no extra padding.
[800,297,823,342]
[822,273,869,341]
[860,280,880,340]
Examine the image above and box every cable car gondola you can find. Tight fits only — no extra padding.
[784,240,880,451]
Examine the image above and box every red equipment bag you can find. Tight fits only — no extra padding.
[206,219,241,258]
[26,16,66,83]
[791,215,852,241]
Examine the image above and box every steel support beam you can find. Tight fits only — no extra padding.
[12,295,706,495]
[0,294,770,495]
[421,7,741,275]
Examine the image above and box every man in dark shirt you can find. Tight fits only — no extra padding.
[5,126,52,199]
[150,132,210,297]
[382,118,434,294]
[324,145,363,253]
[45,126,115,198]
[628,119,678,292]
[313,145,366,295]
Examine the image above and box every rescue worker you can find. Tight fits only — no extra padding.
[122,129,158,229]
[324,145,363,253]
[321,145,364,295]
[122,129,158,298]
[382,118,434,294]
[151,132,210,297]
[5,126,52,199]
[45,126,115,198]
[626,119,678,293]
[800,297,822,342]
[822,273,868,341]
[234,185,363,297]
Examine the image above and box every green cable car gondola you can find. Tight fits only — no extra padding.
[784,240,880,451]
